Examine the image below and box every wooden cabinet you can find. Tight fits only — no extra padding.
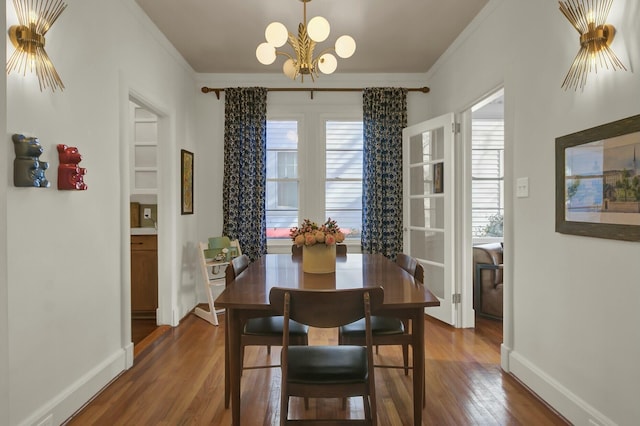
[131,235,158,319]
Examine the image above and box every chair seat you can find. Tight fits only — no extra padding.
[287,346,368,384]
[244,316,309,336]
[339,315,404,337]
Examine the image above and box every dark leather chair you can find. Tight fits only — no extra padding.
[270,287,383,425]
[472,243,503,319]
[339,253,423,374]
[223,255,309,408]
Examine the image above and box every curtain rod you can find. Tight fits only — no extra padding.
[200,86,430,100]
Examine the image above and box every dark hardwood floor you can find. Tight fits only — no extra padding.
[132,318,158,345]
[66,313,567,425]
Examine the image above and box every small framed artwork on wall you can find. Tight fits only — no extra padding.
[181,149,194,215]
[433,162,444,194]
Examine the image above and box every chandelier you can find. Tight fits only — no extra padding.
[255,0,356,82]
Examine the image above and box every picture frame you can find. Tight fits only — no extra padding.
[555,114,640,241]
[433,162,444,194]
[181,149,194,215]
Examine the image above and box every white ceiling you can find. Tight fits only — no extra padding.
[134,0,489,75]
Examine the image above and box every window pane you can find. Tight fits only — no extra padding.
[326,121,363,240]
[266,121,299,239]
[472,118,504,237]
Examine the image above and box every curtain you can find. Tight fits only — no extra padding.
[361,87,408,259]
[222,87,268,261]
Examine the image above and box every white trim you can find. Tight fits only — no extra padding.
[510,351,615,426]
[17,349,126,426]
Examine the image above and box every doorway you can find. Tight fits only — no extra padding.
[129,99,160,353]
[469,89,504,334]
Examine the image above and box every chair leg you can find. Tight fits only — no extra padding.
[402,343,409,376]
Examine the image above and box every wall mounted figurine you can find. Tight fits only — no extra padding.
[12,134,50,188]
[57,144,88,190]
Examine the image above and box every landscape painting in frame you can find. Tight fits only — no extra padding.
[556,114,640,241]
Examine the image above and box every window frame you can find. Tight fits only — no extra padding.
[266,107,363,251]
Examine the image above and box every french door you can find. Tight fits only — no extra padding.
[402,113,457,326]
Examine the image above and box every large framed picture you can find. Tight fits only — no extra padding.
[181,149,194,215]
[555,114,640,241]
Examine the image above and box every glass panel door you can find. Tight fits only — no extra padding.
[403,113,456,325]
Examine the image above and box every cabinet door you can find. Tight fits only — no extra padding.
[131,235,158,317]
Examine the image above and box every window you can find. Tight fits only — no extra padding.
[266,121,299,239]
[265,118,363,241]
[325,121,363,239]
[471,118,504,237]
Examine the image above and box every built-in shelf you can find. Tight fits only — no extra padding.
[131,102,158,195]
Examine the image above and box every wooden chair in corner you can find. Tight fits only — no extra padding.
[223,254,310,409]
[270,287,383,425]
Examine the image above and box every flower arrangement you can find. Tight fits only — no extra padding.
[290,218,345,247]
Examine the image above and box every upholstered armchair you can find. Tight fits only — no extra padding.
[472,243,503,319]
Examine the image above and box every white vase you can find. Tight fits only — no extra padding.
[302,244,336,274]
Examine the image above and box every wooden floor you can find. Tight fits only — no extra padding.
[66,314,568,425]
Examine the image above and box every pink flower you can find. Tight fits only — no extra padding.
[324,234,336,245]
[305,233,317,245]
[335,231,345,243]
[315,231,325,242]
[294,234,305,246]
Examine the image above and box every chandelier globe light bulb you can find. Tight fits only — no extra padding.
[318,53,337,74]
[265,22,288,47]
[335,35,356,58]
[256,42,277,65]
[283,59,297,79]
[307,16,330,42]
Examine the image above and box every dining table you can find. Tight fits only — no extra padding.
[214,252,440,426]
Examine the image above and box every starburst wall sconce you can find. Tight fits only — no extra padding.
[6,0,67,92]
[559,0,627,91]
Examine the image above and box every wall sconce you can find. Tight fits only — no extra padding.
[6,0,67,92]
[559,0,627,91]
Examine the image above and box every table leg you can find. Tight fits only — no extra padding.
[412,308,425,425]
[224,309,230,409]
[227,308,241,426]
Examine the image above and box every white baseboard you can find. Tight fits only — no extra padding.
[509,350,614,426]
[18,348,127,426]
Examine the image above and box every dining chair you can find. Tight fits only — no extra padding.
[270,286,383,425]
[339,253,424,375]
[223,254,310,408]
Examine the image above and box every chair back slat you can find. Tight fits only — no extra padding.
[225,254,250,286]
[269,287,384,329]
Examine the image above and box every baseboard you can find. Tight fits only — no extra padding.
[509,350,615,426]
[19,348,127,426]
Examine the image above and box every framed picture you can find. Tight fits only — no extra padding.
[555,114,640,241]
[433,162,444,194]
[181,149,194,215]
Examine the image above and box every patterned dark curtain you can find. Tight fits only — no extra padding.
[222,87,268,261]
[361,88,408,259]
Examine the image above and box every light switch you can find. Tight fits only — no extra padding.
[516,177,529,198]
[143,208,152,219]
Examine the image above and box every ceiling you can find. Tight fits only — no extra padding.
[134,0,489,75]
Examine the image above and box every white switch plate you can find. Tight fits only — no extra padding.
[516,177,529,198]
[143,208,151,218]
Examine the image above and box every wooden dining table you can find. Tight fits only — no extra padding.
[214,253,440,426]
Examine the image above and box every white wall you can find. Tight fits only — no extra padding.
[424,0,640,424]
[1,2,8,424]
[5,0,198,424]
